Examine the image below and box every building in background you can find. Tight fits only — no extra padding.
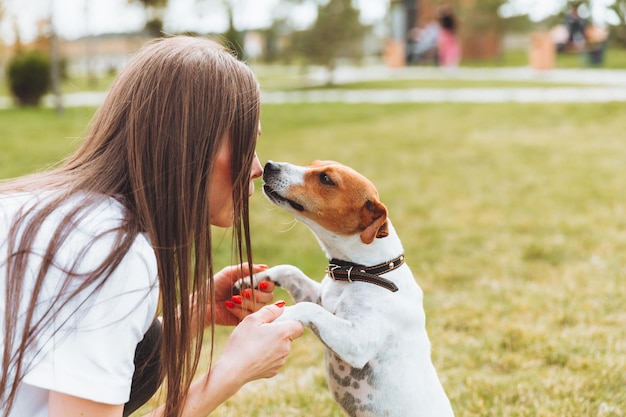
[386,0,503,67]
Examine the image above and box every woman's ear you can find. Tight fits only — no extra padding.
[359,199,389,244]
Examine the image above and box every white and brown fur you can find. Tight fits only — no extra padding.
[254,160,454,417]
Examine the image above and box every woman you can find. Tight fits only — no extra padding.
[0,36,304,417]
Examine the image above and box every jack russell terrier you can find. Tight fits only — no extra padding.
[250,160,454,417]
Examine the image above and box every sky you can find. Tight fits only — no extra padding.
[500,0,619,24]
[0,0,619,44]
[0,0,388,43]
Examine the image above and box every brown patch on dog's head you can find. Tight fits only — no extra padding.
[283,161,388,244]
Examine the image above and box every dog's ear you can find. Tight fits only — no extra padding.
[360,199,389,244]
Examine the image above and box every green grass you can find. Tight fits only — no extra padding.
[555,45,626,69]
[303,78,597,90]
[464,45,626,70]
[1,102,626,416]
[0,73,118,98]
[252,63,597,91]
[60,73,118,94]
[0,107,94,178]
[463,48,532,68]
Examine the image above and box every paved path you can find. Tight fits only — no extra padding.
[3,66,626,108]
[280,65,626,103]
[320,65,626,86]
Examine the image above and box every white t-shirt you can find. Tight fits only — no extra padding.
[0,191,159,417]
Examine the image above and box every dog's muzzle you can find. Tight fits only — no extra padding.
[262,161,305,211]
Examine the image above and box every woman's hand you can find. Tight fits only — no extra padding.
[218,301,304,382]
[148,302,304,417]
[188,303,303,416]
[209,263,276,326]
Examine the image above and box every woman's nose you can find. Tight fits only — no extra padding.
[251,154,263,179]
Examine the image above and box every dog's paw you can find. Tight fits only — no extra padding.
[231,275,259,295]
[257,265,304,286]
[232,264,303,295]
[274,303,317,324]
[273,305,299,323]
[273,302,325,333]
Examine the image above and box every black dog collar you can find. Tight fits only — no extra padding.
[326,254,404,292]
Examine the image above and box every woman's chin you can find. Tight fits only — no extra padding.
[210,215,234,229]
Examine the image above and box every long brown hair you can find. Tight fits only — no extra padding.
[0,36,260,417]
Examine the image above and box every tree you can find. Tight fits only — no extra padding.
[222,0,244,59]
[441,0,509,60]
[0,1,5,66]
[128,0,168,37]
[459,0,509,33]
[609,0,626,47]
[6,50,51,106]
[194,0,245,59]
[295,0,368,85]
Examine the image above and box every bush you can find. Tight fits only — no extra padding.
[6,50,51,106]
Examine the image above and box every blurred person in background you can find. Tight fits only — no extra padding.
[437,5,461,70]
[564,2,588,51]
[407,22,440,65]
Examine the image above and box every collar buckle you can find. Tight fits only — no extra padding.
[327,263,340,280]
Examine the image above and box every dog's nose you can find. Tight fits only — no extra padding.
[264,160,281,174]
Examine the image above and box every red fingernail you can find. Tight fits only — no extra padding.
[242,289,253,299]
[225,300,235,309]
[275,300,286,308]
[259,281,269,291]
[232,295,243,305]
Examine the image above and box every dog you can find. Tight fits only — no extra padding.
[252,160,454,417]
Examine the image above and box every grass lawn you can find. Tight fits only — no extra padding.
[0,67,590,98]
[0,107,94,178]
[1,101,625,417]
[303,78,599,90]
[462,45,626,70]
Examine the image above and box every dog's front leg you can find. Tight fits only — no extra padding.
[254,265,321,304]
[277,302,385,369]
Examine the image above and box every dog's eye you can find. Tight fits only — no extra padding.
[320,172,335,186]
